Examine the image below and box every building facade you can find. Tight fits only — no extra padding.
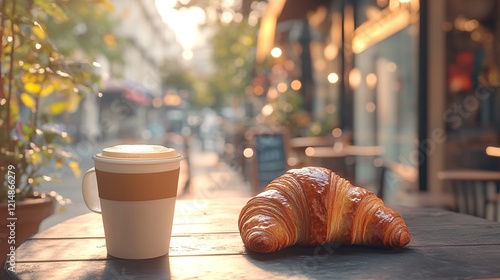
[95,0,182,140]
[257,0,500,205]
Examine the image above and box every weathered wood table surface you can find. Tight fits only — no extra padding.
[5,197,500,279]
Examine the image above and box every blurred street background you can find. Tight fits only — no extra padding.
[4,0,500,231]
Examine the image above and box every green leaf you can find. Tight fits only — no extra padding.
[69,160,81,177]
[48,101,66,115]
[40,84,54,97]
[91,0,115,12]
[21,124,35,138]
[35,0,68,22]
[55,158,63,169]
[25,82,42,94]
[22,73,43,84]
[66,95,81,113]
[20,93,37,110]
[33,22,46,39]
[28,151,42,165]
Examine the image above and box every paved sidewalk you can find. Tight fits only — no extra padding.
[38,138,252,231]
[178,150,252,200]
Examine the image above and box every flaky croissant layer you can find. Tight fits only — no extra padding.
[238,166,410,253]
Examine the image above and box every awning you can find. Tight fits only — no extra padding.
[278,0,330,22]
[256,0,330,62]
[102,79,153,107]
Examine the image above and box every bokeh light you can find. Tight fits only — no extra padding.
[328,73,339,84]
[271,47,282,58]
[291,79,302,90]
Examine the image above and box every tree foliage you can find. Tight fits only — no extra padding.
[0,0,105,202]
[208,19,258,109]
[160,58,194,91]
[44,0,126,65]
[157,1,261,110]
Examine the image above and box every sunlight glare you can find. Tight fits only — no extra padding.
[221,10,234,23]
[182,49,193,60]
[160,0,176,8]
[155,0,206,56]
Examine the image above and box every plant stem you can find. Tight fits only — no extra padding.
[6,0,16,154]
[0,0,6,100]
[0,0,6,191]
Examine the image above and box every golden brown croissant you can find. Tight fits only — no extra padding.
[238,166,410,253]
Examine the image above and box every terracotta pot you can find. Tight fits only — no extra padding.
[0,195,56,263]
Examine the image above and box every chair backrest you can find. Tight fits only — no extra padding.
[438,170,500,222]
[453,180,500,221]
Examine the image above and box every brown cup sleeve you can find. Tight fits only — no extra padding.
[95,169,179,201]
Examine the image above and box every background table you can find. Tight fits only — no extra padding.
[304,145,384,187]
[5,197,500,279]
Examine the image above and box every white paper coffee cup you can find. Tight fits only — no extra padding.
[82,144,182,259]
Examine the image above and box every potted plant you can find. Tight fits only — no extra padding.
[0,0,101,262]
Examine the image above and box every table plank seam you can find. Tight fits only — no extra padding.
[173,231,241,236]
[15,252,250,263]
[15,258,109,264]
[408,243,500,248]
[15,243,500,264]
[28,237,105,240]
[17,243,500,264]
[29,232,242,241]
[408,225,500,229]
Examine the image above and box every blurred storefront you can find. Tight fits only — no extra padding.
[256,0,500,204]
[99,79,154,139]
[438,0,500,168]
[350,0,420,202]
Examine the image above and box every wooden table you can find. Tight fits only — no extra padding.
[305,145,384,157]
[304,145,384,185]
[438,169,500,221]
[5,197,500,279]
[438,170,500,181]
[303,146,354,183]
[288,136,334,168]
[289,136,334,149]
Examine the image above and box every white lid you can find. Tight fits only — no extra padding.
[100,144,179,159]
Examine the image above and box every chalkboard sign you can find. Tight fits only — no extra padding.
[248,128,289,194]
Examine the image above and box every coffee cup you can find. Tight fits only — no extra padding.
[82,144,182,259]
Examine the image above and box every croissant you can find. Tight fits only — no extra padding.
[238,166,410,253]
